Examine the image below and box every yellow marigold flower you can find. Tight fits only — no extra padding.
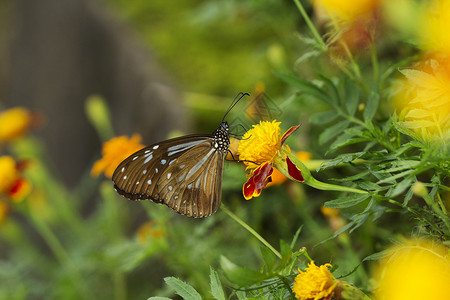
[374,239,450,300]
[418,0,450,55]
[91,134,144,178]
[0,107,33,142]
[395,59,450,141]
[293,262,337,300]
[238,121,304,200]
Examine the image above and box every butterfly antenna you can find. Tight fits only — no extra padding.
[221,92,249,123]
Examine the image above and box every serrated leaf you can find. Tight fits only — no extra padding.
[324,194,370,208]
[220,256,268,286]
[209,267,225,300]
[319,120,351,145]
[327,136,368,153]
[344,78,359,115]
[356,181,380,191]
[364,91,380,121]
[164,277,202,300]
[388,177,414,198]
[317,151,365,171]
[274,72,332,105]
[309,110,338,124]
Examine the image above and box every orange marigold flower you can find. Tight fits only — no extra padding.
[91,134,144,178]
[0,107,33,142]
[374,239,450,300]
[238,121,304,200]
[293,261,338,300]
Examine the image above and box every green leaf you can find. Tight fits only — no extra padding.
[319,75,340,105]
[317,152,365,171]
[309,110,338,124]
[147,297,173,300]
[260,246,277,272]
[324,194,370,208]
[319,120,351,145]
[220,256,268,286]
[290,225,303,249]
[388,177,414,198]
[316,221,355,246]
[274,72,332,105]
[209,267,225,300]
[344,77,359,115]
[327,136,369,153]
[164,277,202,300]
[363,91,380,121]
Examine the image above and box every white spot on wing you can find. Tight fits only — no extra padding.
[153,145,159,150]
[147,179,152,185]
[123,175,127,180]
[133,156,138,160]
[155,168,158,173]
[161,159,166,165]
[121,167,125,173]
[167,173,171,179]
[142,170,147,175]
[144,154,153,164]
[168,186,173,191]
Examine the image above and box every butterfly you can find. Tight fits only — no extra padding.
[112,92,249,218]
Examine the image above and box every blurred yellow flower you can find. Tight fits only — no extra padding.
[395,59,450,141]
[293,261,337,300]
[0,107,32,142]
[419,0,450,55]
[0,156,20,194]
[374,239,450,300]
[136,220,164,245]
[313,0,379,22]
[91,134,144,178]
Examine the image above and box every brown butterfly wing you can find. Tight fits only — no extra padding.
[112,135,225,217]
[112,135,210,202]
[157,140,226,217]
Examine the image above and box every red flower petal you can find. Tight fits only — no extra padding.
[281,124,302,145]
[243,178,256,200]
[286,156,304,182]
[242,163,274,200]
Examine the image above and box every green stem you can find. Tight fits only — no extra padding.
[31,215,92,299]
[221,203,282,259]
[293,0,328,51]
[370,42,379,84]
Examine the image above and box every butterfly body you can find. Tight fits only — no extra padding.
[112,122,230,218]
